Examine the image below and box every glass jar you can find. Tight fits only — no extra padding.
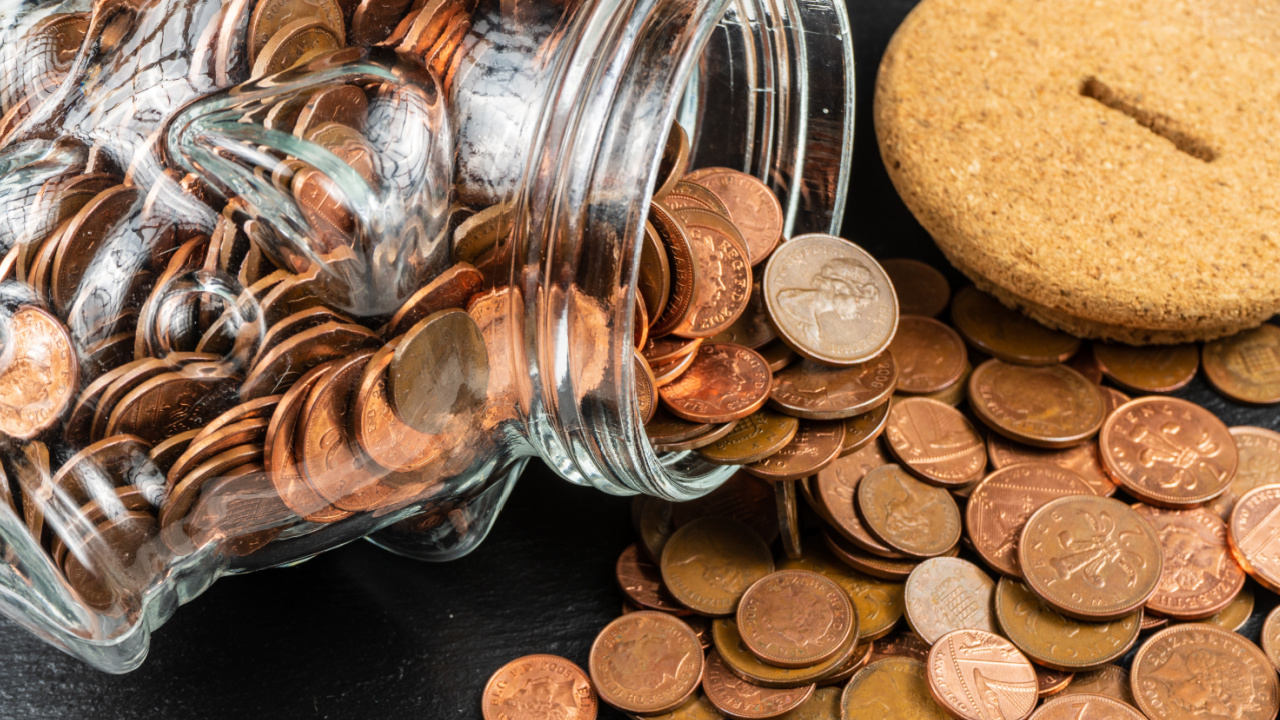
[0,0,852,672]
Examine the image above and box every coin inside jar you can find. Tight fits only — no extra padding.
[683,168,783,264]
[1203,323,1280,404]
[883,397,986,487]
[0,305,78,440]
[669,208,753,339]
[1130,504,1245,620]
[950,286,1080,365]
[588,611,704,715]
[389,308,489,435]
[659,344,772,424]
[856,464,961,559]
[926,629,1038,720]
[694,409,798,466]
[994,578,1141,672]
[1090,342,1199,394]
[660,516,774,616]
[888,316,966,394]
[1130,624,1279,720]
[968,359,1106,449]
[481,654,597,720]
[735,569,856,669]
[966,463,1094,577]
[768,354,898,420]
[902,557,998,644]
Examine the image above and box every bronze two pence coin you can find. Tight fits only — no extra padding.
[926,629,1038,720]
[1030,694,1145,720]
[482,654,597,720]
[736,569,856,669]
[994,578,1141,673]
[840,658,950,720]
[589,611,704,715]
[966,463,1093,577]
[1131,504,1245,620]
[813,442,904,558]
[883,397,986,488]
[697,409,798,465]
[968,359,1105,448]
[660,516,774,616]
[856,464,961,559]
[1131,624,1279,720]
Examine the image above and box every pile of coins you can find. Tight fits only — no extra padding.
[486,256,1280,719]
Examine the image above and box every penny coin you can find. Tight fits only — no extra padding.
[688,169,783,264]
[651,349,700,388]
[1030,694,1145,720]
[994,578,1141,672]
[712,279,778,350]
[671,472,779,544]
[813,442,903,558]
[241,321,380,400]
[589,612,704,715]
[390,309,489,434]
[1140,612,1169,631]
[52,185,140,314]
[649,202,701,338]
[856,464,962,559]
[818,641,875,687]
[385,263,483,337]
[251,19,342,78]
[1262,606,1280,672]
[636,694,721,720]
[1091,342,1199,394]
[736,570,856,668]
[644,336,704,366]
[160,443,264,531]
[697,410,798,465]
[841,658,949,720]
[1018,496,1163,621]
[1066,346,1104,385]
[772,686,840,719]
[653,420,738,453]
[616,543,689,615]
[1060,666,1135,706]
[889,316,966,394]
[987,434,1118,497]
[62,511,158,611]
[660,517,774,616]
[669,181,731,217]
[781,542,905,642]
[660,344,771,424]
[482,654,597,720]
[264,361,350,524]
[840,404,891,457]
[647,407,714,445]
[165,418,270,489]
[638,221,672,323]
[927,629,1038,720]
[1228,485,1280,592]
[106,363,240,445]
[149,429,199,476]
[869,633,931,665]
[916,358,972,408]
[1203,324,1280,404]
[769,354,897,421]
[950,286,1080,365]
[764,235,898,366]
[711,618,856,688]
[969,360,1105,449]
[1099,397,1238,507]
[354,341,441,473]
[823,531,930,581]
[744,420,845,482]
[757,340,798,373]
[293,84,369,137]
[1209,426,1280,520]
[880,259,950,318]
[1131,504,1245,620]
[0,305,78,440]
[247,0,345,63]
[703,650,814,720]
[654,123,691,197]
[883,397,986,487]
[903,557,998,643]
[1035,668,1074,698]
[1203,585,1254,631]
[966,463,1094,577]
[670,208,752,339]
[633,495,674,562]
[1131,624,1279,720]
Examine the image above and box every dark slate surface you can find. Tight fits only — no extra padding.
[1,0,1275,717]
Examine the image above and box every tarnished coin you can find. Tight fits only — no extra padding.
[1131,624,1279,720]
[883,397,985,487]
[744,420,844,482]
[781,542,905,642]
[994,578,1141,672]
[927,629,1038,720]
[106,363,239,445]
[1060,666,1135,706]
[1099,397,1238,507]
[696,410,798,464]
[1208,426,1280,520]
[889,316,966,394]
[264,361,349,524]
[660,517,774,616]
[1131,504,1245,620]
[868,633,930,665]
[987,434,1118,497]
[247,0,345,63]
[1263,606,1280,673]
[966,464,1094,577]
[636,694,722,720]
[660,344,771,424]
[390,309,489,434]
[616,543,689,615]
[711,618,856,688]
[880,259,950,318]
[1019,496,1163,621]
[703,650,814,720]
[769,354,897,421]
[1203,324,1280,404]
[771,686,840,720]
[589,612,704,715]
[1203,585,1254,631]
[251,18,342,78]
[950,286,1080,365]
[903,557,997,643]
[969,360,1105,449]
[840,658,949,720]
[482,654,597,720]
[1030,694,1145,720]
[1035,668,1074,698]
[763,235,898,366]
[813,442,903,558]
[0,305,78,440]
[1091,342,1199,394]
[1228,485,1280,592]
[840,404,891,457]
[687,169,783,264]
[670,208,752,339]
[856,464,961,559]
[635,351,659,424]
[823,531,935,582]
[736,570,856,668]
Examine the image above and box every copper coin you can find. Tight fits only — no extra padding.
[165,418,270,489]
[744,420,845,482]
[160,443,264,530]
[51,185,140,314]
[950,286,1080,365]
[1209,426,1280,520]
[1131,624,1279,720]
[1130,504,1245,620]
[651,348,700,388]
[247,0,344,63]
[840,403,891,457]
[353,341,440,473]
[769,354,897,421]
[966,463,1094,577]
[1038,668,1073,699]
[916,358,972,408]
[780,542,905,642]
[1030,694,1145,720]
[776,480,803,560]
[987,434,1118,497]
[654,123,691,197]
[817,642,875,687]
[883,397,986,487]
[856,464,962,559]
[1228,485,1280,592]
[1263,606,1280,673]
[241,321,380,400]
[903,557,998,643]
[670,208,752,339]
[616,543,690,615]
[823,531,932,582]
[644,336,704,366]
[635,351,659,424]
[671,472,779,544]
[880,259,951,319]
[257,268,330,327]
[660,516,774,616]
[1067,346,1105,385]
[649,202,701,338]
[149,429,199,476]
[969,359,1106,449]
[889,316,967,394]
[711,618,856,688]
[688,169,783,264]
[840,658,950,720]
[106,363,240,445]
[385,262,484,337]
[1099,378,1138,414]
[647,407,715,445]
[653,420,739,454]
[62,511,158,611]
[668,180,732,217]
[481,654,597,720]
[0,306,77,440]
[764,235,898,366]
[251,18,342,77]
[184,465,292,556]
[697,411,799,464]
[588,612,704,715]
[634,694,721,720]
[190,394,281,444]
[1140,612,1169,632]
[736,570,856,668]
[389,308,489,435]
[1060,666,1135,706]
[293,84,369,137]
[757,340,798,373]
[703,650,814,719]
[867,633,931,664]
[1203,584,1254,631]
[927,629,1038,720]
[1018,496,1163,621]
[660,344,771,424]
[1091,342,1199,394]
[1203,324,1280,404]
[52,434,156,507]
[1099,396,1238,507]
[813,442,904,558]
[265,361,351,524]
[633,494,674,562]
[712,279,778,350]
[994,578,1141,672]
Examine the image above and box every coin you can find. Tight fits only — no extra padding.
[660,517,774,616]
[903,557,998,643]
[703,650,814,720]
[768,354,898,423]
[645,336,704,366]
[737,570,856,668]
[660,344,771,424]
[62,511,157,611]
[711,618,855,688]
[1130,504,1245,620]
[241,321,380,400]
[264,361,350,524]
[868,633,931,664]
[1203,323,1280,404]
[353,341,441,473]
[482,654,597,720]
[950,286,1080,365]
[1059,666,1135,706]
[616,543,689,615]
[668,181,731,217]
[649,202,701,338]
[987,434,1117,497]
[816,641,874,687]
[1262,606,1280,672]
[653,420,739,454]
[839,404,891,457]
[757,341,798,373]
[968,360,1104,449]
[812,442,903,557]
[888,316,966,394]
[1208,426,1280,520]
[251,19,342,78]
[780,542,905,642]
[106,363,240,445]
[670,208,752,338]
[0,305,78,440]
[1228,485,1280,592]
[589,611,704,715]
[712,280,777,350]
[856,464,961,559]
[880,259,950,318]
[1099,396,1238,507]
[1131,624,1279,720]
[994,578,1141,672]
[1091,342,1199,394]
[636,694,722,720]
[637,222,673,324]
[655,123,691,197]
[1019,496,1163,621]
[51,185,139,314]
[247,0,345,63]
[1035,668,1074,698]
[671,472,779,544]
[927,629,1037,720]
[1029,694,1145,720]
[841,658,949,720]
[389,309,488,434]
[696,411,798,465]
[744,420,845,482]
[687,169,783,264]
[966,463,1094,577]
[883,397,985,487]
[763,235,898,366]
[1202,584,1254,631]
[164,418,270,489]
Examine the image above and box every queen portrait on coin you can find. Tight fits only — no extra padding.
[775,257,879,345]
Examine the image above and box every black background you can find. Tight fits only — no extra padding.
[3,0,1276,717]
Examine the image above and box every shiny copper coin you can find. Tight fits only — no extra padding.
[293,84,368,137]
[711,618,857,688]
[635,351,658,424]
[482,654,597,720]
[1099,396,1238,507]
[385,263,484,337]
[1018,496,1163,621]
[711,279,778,350]
[903,557,998,643]
[388,308,489,435]
[670,208,752,339]
[966,463,1094,577]
[780,541,905,642]
[1209,426,1280,519]
[1060,666,1135,706]
[856,464,962,559]
[670,472,779,544]
[668,181,732,217]
[703,650,814,719]
[184,465,292,557]
[1036,668,1074,698]
[648,202,701,338]
[969,359,1106,449]
[651,347,700,388]
[1140,612,1169,631]
[1203,584,1254,631]
[840,403,891,457]
[257,268,330,326]
[889,316,966,394]
[647,407,714,445]
[1030,694,1145,720]
[638,221,672,323]
[688,169,783,264]
[883,397,986,487]
[950,286,1080,365]
[149,429,198,476]
[812,441,904,558]
[644,336,704,366]
[917,358,972,408]
[616,543,690,615]
[1263,606,1280,673]
[1203,323,1280,404]
[1131,504,1245,620]
[1131,624,1279,720]
[0,305,78,440]
[160,444,264,530]
[994,578,1141,672]
[165,418,270,489]
[247,0,344,63]
[660,516,774,616]
[106,363,240,445]
[660,344,771,424]
[736,570,856,668]
[744,420,845,482]
[694,409,797,465]
[251,18,342,78]
[353,341,441,473]
[880,259,951,319]
[927,629,1038,720]
[588,612,704,715]
[265,361,351,524]
[52,434,156,507]
[987,434,1118,497]
[654,123,691,198]
[241,321,380,400]
[840,658,950,720]
[1091,342,1199,394]
[1228,485,1280,592]
[769,353,897,421]
[51,185,140,314]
